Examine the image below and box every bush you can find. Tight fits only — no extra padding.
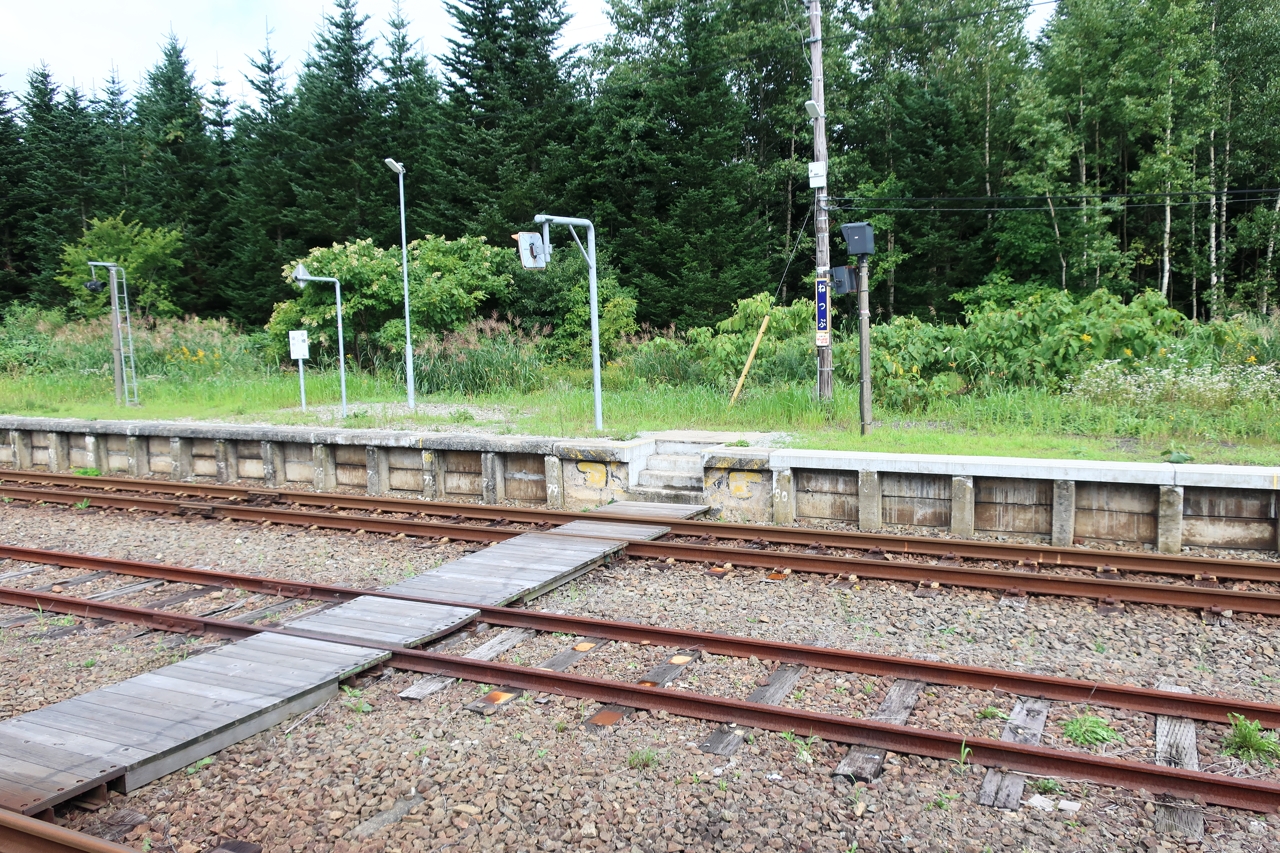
[0,305,265,379]
[266,235,513,369]
[415,316,546,395]
[57,215,185,318]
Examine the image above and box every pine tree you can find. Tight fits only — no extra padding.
[378,3,450,239]
[226,38,306,325]
[290,0,382,248]
[133,35,214,313]
[15,67,104,305]
[0,86,26,302]
[441,0,580,241]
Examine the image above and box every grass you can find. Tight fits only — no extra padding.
[626,747,660,770]
[1062,714,1122,746]
[1222,714,1280,765]
[976,706,1009,721]
[779,731,820,764]
[2,364,1277,464]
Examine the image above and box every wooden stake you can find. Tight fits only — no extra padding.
[729,314,770,408]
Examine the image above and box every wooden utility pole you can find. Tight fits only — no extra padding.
[808,0,833,401]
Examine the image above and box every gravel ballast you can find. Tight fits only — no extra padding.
[2,502,1280,851]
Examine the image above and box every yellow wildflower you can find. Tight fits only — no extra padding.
[1080,334,1092,343]
[1124,348,1132,357]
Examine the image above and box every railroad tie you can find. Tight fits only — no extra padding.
[583,649,702,731]
[977,698,1051,809]
[400,627,535,699]
[699,665,805,756]
[465,636,608,714]
[833,679,927,781]
[1153,681,1205,842]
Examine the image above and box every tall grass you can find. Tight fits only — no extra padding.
[415,316,546,395]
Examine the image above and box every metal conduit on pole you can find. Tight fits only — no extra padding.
[291,264,348,418]
[807,0,833,402]
[384,157,415,409]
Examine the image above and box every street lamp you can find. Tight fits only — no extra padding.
[532,214,604,430]
[292,263,348,418]
[383,157,415,410]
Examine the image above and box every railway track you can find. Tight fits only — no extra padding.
[3,473,1280,617]
[2,545,1280,813]
[0,808,135,853]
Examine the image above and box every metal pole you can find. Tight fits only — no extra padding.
[858,254,873,434]
[397,168,415,409]
[298,359,307,412]
[107,266,124,406]
[586,224,603,431]
[809,0,833,402]
[335,280,348,419]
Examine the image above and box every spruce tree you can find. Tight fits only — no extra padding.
[226,39,306,325]
[441,0,580,241]
[290,0,382,248]
[0,86,25,302]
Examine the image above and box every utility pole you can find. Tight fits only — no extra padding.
[807,0,833,401]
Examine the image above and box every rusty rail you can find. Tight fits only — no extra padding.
[4,482,1280,617]
[0,809,136,853]
[3,471,1278,582]
[2,583,1279,812]
[3,545,1280,728]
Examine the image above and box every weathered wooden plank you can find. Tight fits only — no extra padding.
[977,698,1050,809]
[549,519,671,540]
[700,665,805,756]
[583,650,700,732]
[464,636,607,714]
[835,680,925,781]
[1154,682,1204,841]
[400,628,535,699]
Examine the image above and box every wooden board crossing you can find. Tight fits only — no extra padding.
[0,634,386,814]
[1,518,660,816]
[383,532,626,606]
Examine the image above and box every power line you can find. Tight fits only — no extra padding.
[830,197,1273,213]
[831,187,1280,203]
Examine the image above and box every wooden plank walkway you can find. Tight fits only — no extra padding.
[382,532,626,606]
[0,634,386,814]
[1,516,664,816]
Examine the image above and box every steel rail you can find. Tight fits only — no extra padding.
[4,471,1277,582]
[2,545,1279,727]
[0,809,137,853]
[5,485,1280,617]
[1,585,1278,813]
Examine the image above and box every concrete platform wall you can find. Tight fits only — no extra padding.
[2,417,1277,555]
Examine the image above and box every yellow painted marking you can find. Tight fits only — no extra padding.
[669,654,693,665]
[574,641,597,652]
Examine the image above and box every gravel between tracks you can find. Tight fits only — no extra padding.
[2,503,1280,852]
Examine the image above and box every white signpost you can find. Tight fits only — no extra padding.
[289,330,310,411]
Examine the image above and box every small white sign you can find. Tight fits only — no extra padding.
[816,330,831,347]
[289,330,310,361]
[808,161,828,189]
[515,232,547,270]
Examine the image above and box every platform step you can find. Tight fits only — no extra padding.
[643,453,703,474]
[637,469,702,490]
[628,486,711,506]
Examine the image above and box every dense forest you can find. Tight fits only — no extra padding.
[1,0,1279,334]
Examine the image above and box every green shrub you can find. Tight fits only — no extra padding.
[267,235,513,369]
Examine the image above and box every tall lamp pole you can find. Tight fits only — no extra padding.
[384,158,415,409]
[292,264,348,418]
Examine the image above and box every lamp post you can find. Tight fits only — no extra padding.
[292,264,348,418]
[532,214,603,430]
[383,157,415,410]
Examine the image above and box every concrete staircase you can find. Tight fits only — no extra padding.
[632,439,709,504]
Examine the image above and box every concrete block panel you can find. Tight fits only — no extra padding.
[235,440,262,460]
[333,445,365,466]
[444,451,483,497]
[336,463,367,487]
[388,468,425,492]
[794,469,859,522]
[975,477,1053,536]
[544,455,564,509]
[504,453,547,503]
[1074,482,1158,545]
[192,438,216,459]
[705,467,771,522]
[881,473,951,528]
[193,457,217,477]
[238,458,265,480]
[563,459,630,507]
[1183,487,1278,551]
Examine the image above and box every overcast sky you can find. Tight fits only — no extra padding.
[1,1,1056,105]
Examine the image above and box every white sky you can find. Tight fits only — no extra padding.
[1,0,1056,104]
[0,0,616,102]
